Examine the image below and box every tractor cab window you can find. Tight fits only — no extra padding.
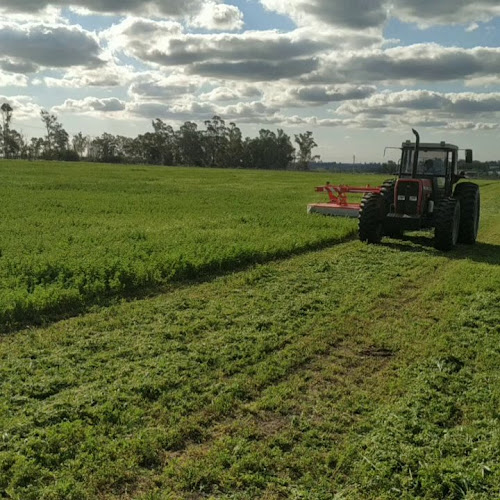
[401,149,448,177]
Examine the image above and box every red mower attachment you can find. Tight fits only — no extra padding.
[307,182,381,218]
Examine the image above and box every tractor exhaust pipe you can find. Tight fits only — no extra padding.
[412,128,420,178]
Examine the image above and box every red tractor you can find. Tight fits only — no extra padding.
[359,129,480,251]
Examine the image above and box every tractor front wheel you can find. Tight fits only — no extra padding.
[453,182,480,244]
[380,179,396,210]
[379,179,402,237]
[434,197,461,251]
[359,193,386,244]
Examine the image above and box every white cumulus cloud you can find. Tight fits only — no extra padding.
[0,22,103,69]
[0,72,29,87]
[260,0,500,29]
[0,0,209,18]
[54,97,126,114]
[190,2,244,31]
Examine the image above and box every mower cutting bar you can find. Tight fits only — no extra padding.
[307,183,381,218]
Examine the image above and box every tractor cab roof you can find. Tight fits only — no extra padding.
[402,140,458,151]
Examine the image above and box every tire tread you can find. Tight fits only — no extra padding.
[453,182,480,244]
[434,197,460,251]
[359,193,385,243]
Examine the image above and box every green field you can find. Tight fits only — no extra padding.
[0,161,364,330]
[1,161,499,499]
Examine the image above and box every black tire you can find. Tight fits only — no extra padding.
[453,182,480,244]
[359,193,386,243]
[379,179,403,237]
[434,197,461,251]
[380,179,396,211]
[378,179,404,237]
[385,227,404,238]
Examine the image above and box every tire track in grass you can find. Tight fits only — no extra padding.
[150,256,499,499]
[134,247,453,498]
[125,247,465,498]
[155,336,397,500]
[334,266,500,499]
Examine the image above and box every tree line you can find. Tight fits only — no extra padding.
[0,104,318,170]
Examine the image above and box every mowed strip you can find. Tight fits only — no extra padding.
[0,183,499,499]
[152,246,499,497]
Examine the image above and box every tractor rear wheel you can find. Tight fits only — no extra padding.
[434,197,461,251]
[359,193,386,244]
[453,182,480,244]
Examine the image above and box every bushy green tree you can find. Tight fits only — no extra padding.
[243,129,295,170]
[178,121,205,166]
[89,133,123,163]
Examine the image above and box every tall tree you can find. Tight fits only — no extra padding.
[10,130,27,158]
[178,121,204,166]
[226,122,243,167]
[150,119,177,165]
[73,132,90,158]
[275,129,296,170]
[294,131,319,170]
[53,124,69,153]
[40,110,57,156]
[29,137,44,160]
[40,110,70,159]
[1,103,13,158]
[203,115,229,167]
[134,132,160,164]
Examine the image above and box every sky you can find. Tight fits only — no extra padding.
[0,0,499,162]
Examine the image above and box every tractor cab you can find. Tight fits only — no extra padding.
[388,129,473,223]
[400,141,457,178]
[399,141,458,203]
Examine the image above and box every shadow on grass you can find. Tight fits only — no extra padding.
[382,233,500,265]
[1,232,359,335]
